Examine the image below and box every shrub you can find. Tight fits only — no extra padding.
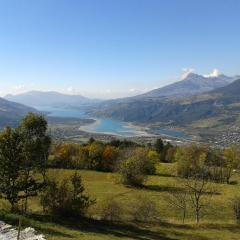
[119,147,159,186]
[130,195,158,222]
[40,172,95,218]
[119,156,147,187]
[146,150,159,174]
[100,198,122,222]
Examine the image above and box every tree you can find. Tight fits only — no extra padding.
[17,113,51,212]
[119,146,158,187]
[0,127,24,211]
[53,143,78,168]
[164,146,176,163]
[185,174,215,224]
[224,145,240,184]
[175,145,208,178]
[119,156,147,187]
[165,184,188,223]
[41,172,94,218]
[154,138,164,155]
[232,196,240,223]
[102,145,118,172]
[146,150,159,174]
[88,141,105,170]
[161,142,174,162]
[88,137,95,144]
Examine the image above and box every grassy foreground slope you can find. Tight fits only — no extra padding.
[1,163,240,240]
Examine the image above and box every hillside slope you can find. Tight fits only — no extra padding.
[135,71,236,98]
[0,97,36,127]
[91,79,240,125]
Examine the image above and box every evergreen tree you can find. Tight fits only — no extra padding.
[18,113,51,212]
[154,138,164,154]
[0,127,24,211]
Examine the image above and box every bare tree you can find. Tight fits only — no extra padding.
[165,184,188,224]
[185,174,216,224]
[232,195,240,223]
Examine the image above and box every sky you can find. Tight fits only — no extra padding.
[0,0,239,99]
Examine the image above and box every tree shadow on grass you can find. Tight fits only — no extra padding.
[142,185,186,193]
[200,223,240,232]
[62,218,178,240]
[26,214,177,240]
[62,218,212,240]
[154,173,177,178]
[17,213,213,240]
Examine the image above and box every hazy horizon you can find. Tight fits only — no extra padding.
[2,68,239,100]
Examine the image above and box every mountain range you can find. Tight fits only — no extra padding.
[137,72,237,98]
[1,71,240,130]
[90,73,240,126]
[5,91,100,108]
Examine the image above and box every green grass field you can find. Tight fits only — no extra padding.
[1,163,240,240]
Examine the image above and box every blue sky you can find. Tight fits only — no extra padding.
[0,0,239,98]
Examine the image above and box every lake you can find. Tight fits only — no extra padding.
[153,129,191,140]
[35,106,190,139]
[35,106,147,137]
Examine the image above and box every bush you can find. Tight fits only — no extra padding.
[118,147,158,186]
[130,195,158,222]
[146,150,159,174]
[40,172,95,218]
[119,156,147,187]
[100,198,122,222]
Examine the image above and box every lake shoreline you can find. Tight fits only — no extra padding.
[36,106,192,141]
[79,118,154,137]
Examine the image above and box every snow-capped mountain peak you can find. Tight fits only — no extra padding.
[204,68,221,78]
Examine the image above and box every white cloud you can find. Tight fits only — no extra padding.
[14,84,26,91]
[10,83,36,95]
[204,68,221,78]
[65,86,83,95]
[66,86,74,92]
[129,88,137,93]
[181,68,195,80]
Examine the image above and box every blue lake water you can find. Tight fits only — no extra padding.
[153,129,191,140]
[35,106,144,137]
[35,106,87,118]
[35,106,190,139]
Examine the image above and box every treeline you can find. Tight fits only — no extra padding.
[175,144,240,184]
[48,138,174,171]
[49,137,240,185]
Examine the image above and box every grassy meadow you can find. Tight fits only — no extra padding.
[1,163,240,240]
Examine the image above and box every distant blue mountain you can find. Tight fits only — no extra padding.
[5,91,100,108]
[135,72,237,98]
